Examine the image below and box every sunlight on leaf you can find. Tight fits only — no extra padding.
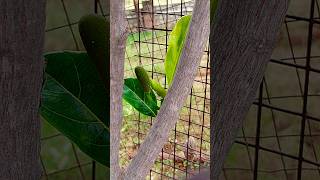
[164,15,192,86]
[123,78,159,117]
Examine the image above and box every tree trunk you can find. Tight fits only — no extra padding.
[0,0,46,179]
[124,0,209,179]
[210,0,289,179]
[110,1,128,179]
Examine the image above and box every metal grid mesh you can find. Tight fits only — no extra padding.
[41,0,320,179]
[121,0,210,179]
[221,0,320,179]
[41,0,108,179]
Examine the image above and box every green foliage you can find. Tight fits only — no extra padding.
[164,15,191,86]
[211,0,219,23]
[40,13,191,169]
[150,79,167,98]
[78,14,109,86]
[123,78,159,117]
[124,15,191,116]
[135,66,151,92]
[41,13,110,167]
[40,51,109,167]
[124,66,165,116]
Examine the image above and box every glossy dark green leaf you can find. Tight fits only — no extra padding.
[40,51,109,167]
[123,78,159,117]
[164,15,191,86]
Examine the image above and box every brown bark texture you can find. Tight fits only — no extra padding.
[0,0,46,179]
[210,0,289,179]
[110,0,128,179]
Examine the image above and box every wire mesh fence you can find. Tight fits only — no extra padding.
[121,0,210,179]
[41,0,108,179]
[222,0,320,179]
[41,0,320,179]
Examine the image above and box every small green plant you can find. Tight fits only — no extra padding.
[123,15,191,117]
[39,13,191,167]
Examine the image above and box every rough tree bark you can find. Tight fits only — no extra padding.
[123,0,209,179]
[0,0,46,179]
[110,1,128,179]
[210,0,289,179]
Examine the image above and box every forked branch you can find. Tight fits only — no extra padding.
[123,0,209,179]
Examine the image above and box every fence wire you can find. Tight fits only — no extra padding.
[224,0,320,180]
[41,0,107,179]
[122,0,210,179]
[42,0,320,180]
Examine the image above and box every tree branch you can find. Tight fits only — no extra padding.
[123,0,209,179]
[110,1,128,179]
[210,0,289,179]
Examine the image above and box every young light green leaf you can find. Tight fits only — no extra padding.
[123,78,159,117]
[164,15,192,86]
[150,79,167,98]
[40,51,109,167]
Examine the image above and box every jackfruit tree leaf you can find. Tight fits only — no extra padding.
[40,51,109,167]
[164,15,192,86]
[123,78,159,117]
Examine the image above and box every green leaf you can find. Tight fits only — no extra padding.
[164,15,191,86]
[78,14,109,86]
[40,51,109,167]
[123,78,159,117]
[150,79,167,98]
[211,0,219,23]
